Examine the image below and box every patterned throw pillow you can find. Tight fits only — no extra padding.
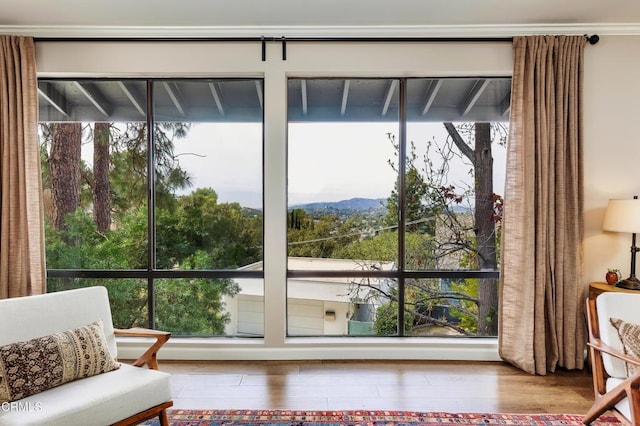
[0,320,119,403]
[610,317,640,377]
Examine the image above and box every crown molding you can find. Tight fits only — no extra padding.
[2,23,640,40]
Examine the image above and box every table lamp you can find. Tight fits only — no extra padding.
[602,196,640,290]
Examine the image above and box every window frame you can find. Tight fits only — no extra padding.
[286,77,502,337]
[42,77,266,333]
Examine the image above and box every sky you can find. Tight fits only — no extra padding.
[78,121,506,210]
[172,122,263,208]
[170,121,507,210]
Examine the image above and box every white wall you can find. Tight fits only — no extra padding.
[583,36,640,285]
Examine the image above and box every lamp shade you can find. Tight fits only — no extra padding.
[602,199,640,233]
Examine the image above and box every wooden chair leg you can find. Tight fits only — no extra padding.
[111,402,173,426]
[159,409,170,426]
[584,378,630,425]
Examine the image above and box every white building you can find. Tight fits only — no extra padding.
[224,257,395,336]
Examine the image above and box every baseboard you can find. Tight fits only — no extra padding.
[116,336,500,361]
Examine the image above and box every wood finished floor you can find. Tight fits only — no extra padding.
[157,360,595,414]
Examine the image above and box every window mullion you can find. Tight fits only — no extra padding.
[146,79,156,329]
[397,78,407,336]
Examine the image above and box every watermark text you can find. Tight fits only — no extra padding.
[1,401,43,412]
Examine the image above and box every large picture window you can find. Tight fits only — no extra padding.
[287,77,509,337]
[39,78,264,336]
[33,39,514,360]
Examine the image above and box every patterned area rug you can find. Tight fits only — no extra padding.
[143,409,621,425]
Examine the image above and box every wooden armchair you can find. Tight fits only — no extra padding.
[584,292,640,425]
[115,327,171,370]
[113,327,173,425]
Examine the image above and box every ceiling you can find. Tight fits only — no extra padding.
[0,0,639,38]
[38,77,512,124]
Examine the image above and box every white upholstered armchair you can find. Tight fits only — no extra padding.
[0,286,172,426]
[584,292,640,425]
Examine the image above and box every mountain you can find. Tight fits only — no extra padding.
[290,197,387,213]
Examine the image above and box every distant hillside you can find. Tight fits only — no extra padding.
[290,197,387,213]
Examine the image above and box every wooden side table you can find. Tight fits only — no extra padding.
[589,281,640,300]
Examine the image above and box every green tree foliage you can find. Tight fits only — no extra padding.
[335,230,434,269]
[44,196,253,333]
[155,275,240,336]
[448,278,479,334]
[287,209,360,258]
[374,300,413,335]
[156,188,262,269]
[108,122,193,211]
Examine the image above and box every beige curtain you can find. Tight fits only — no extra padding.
[0,35,46,298]
[499,35,586,375]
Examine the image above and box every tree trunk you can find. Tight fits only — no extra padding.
[50,123,82,230]
[444,122,499,336]
[93,123,111,233]
[473,123,499,336]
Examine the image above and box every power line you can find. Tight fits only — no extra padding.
[287,217,435,246]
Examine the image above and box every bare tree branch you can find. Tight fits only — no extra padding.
[443,122,475,165]
[408,311,470,335]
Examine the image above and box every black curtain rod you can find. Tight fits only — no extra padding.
[34,34,599,44]
[35,34,598,61]
[35,36,511,43]
[34,36,267,43]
